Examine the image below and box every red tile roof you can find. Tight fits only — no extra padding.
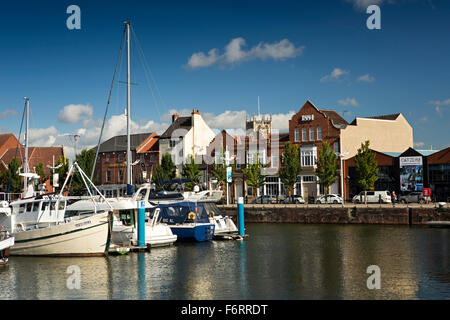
[0,147,64,175]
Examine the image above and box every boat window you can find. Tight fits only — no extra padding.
[19,204,25,214]
[50,201,56,211]
[119,209,134,226]
[58,201,66,211]
[26,202,33,212]
[42,201,49,211]
[136,189,146,200]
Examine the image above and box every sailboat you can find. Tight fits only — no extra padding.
[68,21,177,248]
[0,99,114,256]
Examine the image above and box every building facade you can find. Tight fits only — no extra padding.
[94,132,159,197]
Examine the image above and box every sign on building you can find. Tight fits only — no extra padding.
[400,156,423,192]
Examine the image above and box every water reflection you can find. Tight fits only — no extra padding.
[0,224,448,300]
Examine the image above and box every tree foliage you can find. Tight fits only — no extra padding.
[279,142,301,198]
[152,153,176,190]
[70,149,97,195]
[181,155,202,191]
[354,140,379,203]
[0,158,22,193]
[315,141,339,194]
[242,152,267,198]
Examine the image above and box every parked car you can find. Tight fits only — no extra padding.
[315,194,343,204]
[252,195,276,204]
[399,191,426,204]
[352,191,392,204]
[282,196,305,204]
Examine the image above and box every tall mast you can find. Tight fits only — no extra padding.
[124,21,132,186]
[258,96,260,116]
[24,97,30,193]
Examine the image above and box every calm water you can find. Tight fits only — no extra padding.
[0,224,449,300]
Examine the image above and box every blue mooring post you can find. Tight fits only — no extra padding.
[238,196,245,236]
[138,200,145,247]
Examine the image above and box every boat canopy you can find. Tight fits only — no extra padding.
[156,202,209,224]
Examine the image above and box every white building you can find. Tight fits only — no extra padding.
[159,109,216,178]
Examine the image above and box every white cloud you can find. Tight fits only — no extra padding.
[414,142,425,148]
[58,104,93,123]
[428,99,450,116]
[186,37,304,69]
[320,68,349,82]
[338,98,359,107]
[0,109,18,120]
[357,74,375,83]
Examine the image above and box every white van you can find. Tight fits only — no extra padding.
[352,191,392,204]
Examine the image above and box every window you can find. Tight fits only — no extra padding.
[302,128,307,141]
[119,170,124,183]
[317,127,322,140]
[140,154,145,162]
[118,154,124,162]
[309,127,314,141]
[300,147,317,167]
[303,176,316,182]
[294,128,300,142]
[170,139,176,148]
[271,152,279,168]
[105,154,110,163]
[149,154,155,162]
[106,170,111,183]
[26,202,33,212]
[247,151,255,165]
[334,141,340,153]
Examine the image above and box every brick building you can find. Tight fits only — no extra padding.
[93,132,159,197]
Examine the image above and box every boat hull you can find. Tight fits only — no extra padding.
[10,212,111,257]
[169,223,215,242]
[112,224,177,248]
[0,236,14,265]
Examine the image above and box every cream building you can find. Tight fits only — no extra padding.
[341,113,413,160]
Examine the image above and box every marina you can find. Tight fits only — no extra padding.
[0,223,448,300]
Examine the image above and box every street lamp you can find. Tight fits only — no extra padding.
[47,155,63,193]
[336,151,349,204]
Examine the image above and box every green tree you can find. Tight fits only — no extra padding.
[181,155,202,191]
[279,142,301,200]
[152,153,176,190]
[210,148,230,191]
[315,141,339,194]
[71,149,97,195]
[0,158,22,193]
[354,140,379,204]
[34,162,48,185]
[242,152,267,201]
[54,156,70,194]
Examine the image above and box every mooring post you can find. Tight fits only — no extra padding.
[138,200,146,247]
[238,196,245,236]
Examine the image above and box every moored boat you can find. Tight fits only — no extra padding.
[0,228,14,265]
[157,201,215,242]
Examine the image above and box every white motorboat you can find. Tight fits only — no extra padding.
[0,226,14,265]
[66,184,177,248]
[202,202,238,237]
[0,162,113,257]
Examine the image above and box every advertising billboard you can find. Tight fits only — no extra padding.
[399,156,423,192]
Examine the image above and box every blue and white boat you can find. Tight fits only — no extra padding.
[156,202,215,242]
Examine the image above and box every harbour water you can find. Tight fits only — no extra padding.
[0,224,448,300]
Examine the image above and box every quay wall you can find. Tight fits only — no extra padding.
[217,205,450,225]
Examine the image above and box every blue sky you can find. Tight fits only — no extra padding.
[0,0,449,156]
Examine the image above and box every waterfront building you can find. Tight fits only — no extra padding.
[288,100,414,199]
[344,146,450,201]
[159,109,216,183]
[93,132,159,197]
[0,137,65,195]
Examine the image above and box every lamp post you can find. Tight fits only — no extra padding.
[47,155,63,193]
[336,151,349,204]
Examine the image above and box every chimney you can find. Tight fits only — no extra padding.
[172,113,179,123]
[191,108,200,115]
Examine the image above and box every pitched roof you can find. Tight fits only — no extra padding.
[136,133,159,153]
[319,109,348,126]
[350,113,401,125]
[95,133,153,153]
[160,116,192,139]
[0,147,64,175]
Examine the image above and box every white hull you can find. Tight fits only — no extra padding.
[11,212,111,257]
[0,236,14,251]
[112,223,177,248]
[210,215,238,236]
